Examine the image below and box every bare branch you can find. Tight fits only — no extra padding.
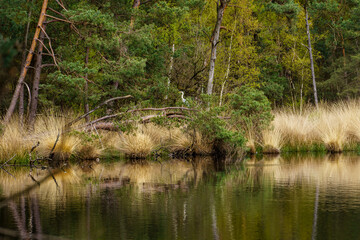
[66,95,133,128]
[39,25,59,69]
[44,14,72,24]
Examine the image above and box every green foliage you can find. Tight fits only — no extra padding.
[0,34,17,68]
[230,86,273,133]
[189,108,246,151]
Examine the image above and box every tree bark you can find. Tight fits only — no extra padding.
[219,15,236,106]
[130,0,141,30]
[19,86,24,127]
[305,6,318,108]
[28,25,46,129]
[3,0,49,124]
[207,0,228,95]
[165,43,175,100]
[19,1,33,127]
[84,47,90,123]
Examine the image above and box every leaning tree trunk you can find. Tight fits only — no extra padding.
[305,6,318,109]
[28,25,46,129]
[207,0,228,95]
[3,0,48,124]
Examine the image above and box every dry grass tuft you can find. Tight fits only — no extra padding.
[264,100,360,153]
[262,128,284,154]
[167,128,192,153]
[0,117,31,160]
[116,129,156,158]
[75,144,102,160]
[245,130,256,154]
[193,132,213,155]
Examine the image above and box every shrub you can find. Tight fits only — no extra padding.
[230,85,273,137]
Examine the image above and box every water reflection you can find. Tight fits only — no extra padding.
[0,155,360,239]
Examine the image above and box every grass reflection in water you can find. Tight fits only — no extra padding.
[1,155,360,240]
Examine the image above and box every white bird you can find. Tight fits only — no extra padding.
[180,91,186,104]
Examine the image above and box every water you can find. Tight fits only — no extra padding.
[1,154,360,239]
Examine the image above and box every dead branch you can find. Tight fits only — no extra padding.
[48,7,67,18]
[41,63,57,68]
[66,95,133,128]
[35,38,52,57]
[29,173,40,186]
[44,14,72,24]
[87,106,197,125]
[29,142,40,167]
[49,133,60,159]
[2,168,15,178]
[55,0,67,11]
[39,25,59,69]
[90,113,191,131]
[48,168,59,187]
[0,155,16,169]
[23,82,31,115]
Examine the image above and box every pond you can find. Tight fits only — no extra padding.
[1,154,360,239]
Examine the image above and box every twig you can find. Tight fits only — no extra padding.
[49,133,60,159]
[39,25,59,69]
[48,168,59,188]
[44,14,72,24]
[0,155,16,169]
[35,38,52,57]
[23,82,31,115]
[48,7,67,18]
[2,168,15,179]
[92,124,104,149]
[29,141,40,167]
[55,0,67,11]
[29,173,40,186]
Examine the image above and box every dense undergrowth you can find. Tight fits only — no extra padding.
[0,86,274,162]
[2,94,360,164]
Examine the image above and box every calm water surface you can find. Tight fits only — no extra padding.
[1,154,360,239]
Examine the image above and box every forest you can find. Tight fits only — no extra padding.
[1,0,360,160]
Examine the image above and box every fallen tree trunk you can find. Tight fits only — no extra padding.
[65,95,133,128]
[86,106,197,126]
[89,113,191,131]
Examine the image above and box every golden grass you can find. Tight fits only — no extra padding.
[261,128,284,154]
[104,123,213,158]
[245,130,256,154]
[251,100,360,153]
[116,130,156,158]
[0,113,105,162]
[0,117,31,160]
[167,128,193,153]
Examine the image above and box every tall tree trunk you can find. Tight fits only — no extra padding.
[305,6,319,108]
[165,43,175,100]
[3,0,48,124]
[84,47,90,123]
[19,86,24,126]
[207,0,228,95]
[19,0,33,127]
[219,15,236,106]
[130,0,141,30]
[28,25,46,129]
